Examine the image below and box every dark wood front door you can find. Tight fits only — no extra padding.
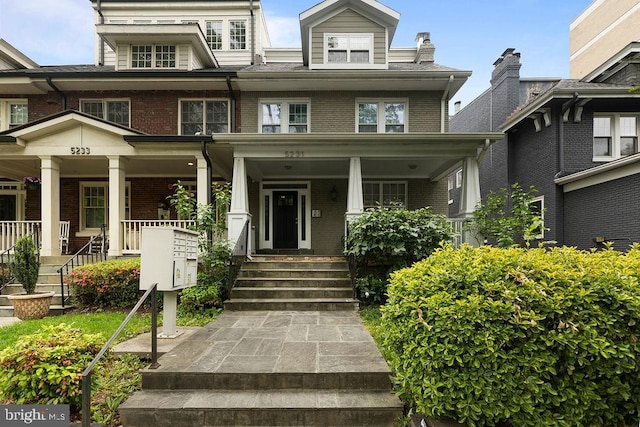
[0,195,16,221]
[273,191,298,249]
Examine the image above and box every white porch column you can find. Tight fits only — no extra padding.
[39,156,61,256]
[459,156,482,246]
[345,157,364,235]
[228,157,252,253]
[108,156,126,257]
[196,155,208,207]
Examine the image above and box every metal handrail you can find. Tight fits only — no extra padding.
[81,283,159,427]
[57,225,107,307]
[226,220,249,300]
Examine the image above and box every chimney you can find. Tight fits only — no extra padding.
[491,48,521,85]
[415,32,436,63]
[490,48,522,131]
[454,101,461,114]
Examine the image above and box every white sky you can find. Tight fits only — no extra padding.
[0,0,593,107]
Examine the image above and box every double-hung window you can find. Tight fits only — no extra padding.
[131,45,176,68]
[206,21,223,50]
[229,21,246,50]
[357,100,406,133]
[529,196,545,239]
[260,101,309,133]
[80,99,130,127]
[180,100,229,135]
[80,182,130,232]
[363,181,407,208]
[593,115,639,160]
[0,100,28,130]
[325,34,373,64]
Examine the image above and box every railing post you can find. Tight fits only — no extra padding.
[82,373,91,427]
[150,286,159,369]
[60,267,65,308]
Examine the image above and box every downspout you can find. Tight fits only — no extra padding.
[226,75,237,132]
[477,138,491,163]
[97,0,105,66]
[249,0,255,65]
[441,75,454,132]
[46,77,66,111]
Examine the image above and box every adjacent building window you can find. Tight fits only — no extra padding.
[326,34,373,64]
[593,115,638,160]
[0,100,28,130]
[180,100,229,135]
[357,101,406,133]
[455,169,463,188]
[529,196,545,239]
[229,21,246,50]
[206,21,223,50]
[80,99,130,127]
[131,45,176,68]
[447,175,454,205]
[80,183,130,231]
[363,181,407,208]
[260,101,309,133]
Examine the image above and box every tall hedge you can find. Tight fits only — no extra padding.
[381,245,640,426]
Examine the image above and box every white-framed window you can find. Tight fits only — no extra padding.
[206,21,223,50]
[259,100,309,133]
[357,100,406,133]
[80,99,130,127]
[79,182,130,232]
[131,45,176,68]
[447,175,454,205]
[363,181,407,208]
[0,100,28,131]
[455,169,463,188]
[593,114,639,160]
[180,99,229,135]
[229,21,246,50]
[325,33,373,64]
[529,196,545,239]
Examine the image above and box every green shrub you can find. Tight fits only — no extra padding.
[0,265,13,287]
[0,323,103,410]
[10,234,40,294]
[381,245,640,426]
[67,258,141,308]
[355,275,387,305]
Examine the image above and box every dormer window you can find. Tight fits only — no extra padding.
[131,45,176,68]
[325,34,372,64]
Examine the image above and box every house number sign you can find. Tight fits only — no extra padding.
[284,150,304,158]
[70,147,91,155]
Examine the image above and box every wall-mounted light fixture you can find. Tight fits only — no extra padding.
[330,185,339,202]
[157,199,169,210]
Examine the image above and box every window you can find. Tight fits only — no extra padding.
[206,21,223,50]
[0,101,28,130]
[229,21,246,50]
[529,196,545,239]
[326,34,373,64]
[455,169,463,188]
[260,101,309,133]
[80,99,130,127]
[80,183,130,231]
[357,100,406,133]
[180,100,229,135]
[447,175,454,204]
[131,45,176,68]
[363,181,407,208]
[593,115,639,160]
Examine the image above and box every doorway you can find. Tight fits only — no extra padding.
[273,191,298,249]
[259,182,311,251]
[0,195,17,221]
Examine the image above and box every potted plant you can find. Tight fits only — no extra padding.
[23,176,41,191]
[7,234,53,320]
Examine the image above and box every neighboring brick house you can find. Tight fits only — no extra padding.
[0,0,501,257]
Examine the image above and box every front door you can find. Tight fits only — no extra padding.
[273,191,298,249]
[0,195,16,221]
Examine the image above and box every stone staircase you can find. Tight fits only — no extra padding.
[224,255,359,311]
[0,256,74,317]
[119,255,403,426]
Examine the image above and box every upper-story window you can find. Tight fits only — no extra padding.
[229,21,246,50]
[206,21,223,50]
[0,101,28,130]
[593,115,638,160]
[357,100,406,133]
[260,101,309,133]
[131,45,176,68]
[80,99,130,127]
[325,34,373,64]
[180,100,229,135]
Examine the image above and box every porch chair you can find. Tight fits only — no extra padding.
[59,221,70,254]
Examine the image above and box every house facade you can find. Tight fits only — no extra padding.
[0,0,501,258]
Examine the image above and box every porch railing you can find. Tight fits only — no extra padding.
[121,220,196,254]
[447,218,467,248]
[0,221,41,252]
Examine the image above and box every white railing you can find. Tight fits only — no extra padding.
[0,221,42,251]
[447,218,467,248]
[122,220,196,254]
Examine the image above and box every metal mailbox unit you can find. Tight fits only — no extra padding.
[140,227,199,337]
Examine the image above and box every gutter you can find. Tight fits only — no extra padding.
[97,0,105,66]
[46,77,66,110]
[250,0,255,65]
[440,75,454,133]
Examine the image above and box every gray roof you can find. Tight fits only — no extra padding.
[240,61,464,73]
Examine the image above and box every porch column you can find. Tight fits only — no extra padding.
[459,156,482,246]
[108,156,126,257]
[228,157,252,253]
[39,156,61,256]
[196,155,209,207]
[345,157,364,236]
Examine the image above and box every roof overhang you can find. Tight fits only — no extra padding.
[584,42,640,83]
[555,152,640,193]
[0,39,38,70]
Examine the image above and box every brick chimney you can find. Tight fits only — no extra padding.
[415,32,435,63]
[490,48,521,130]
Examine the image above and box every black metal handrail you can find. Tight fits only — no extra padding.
[226,219,249,300]
[57,224,108,307]
[82,283,159,427]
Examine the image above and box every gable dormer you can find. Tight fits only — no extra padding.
[0,39,38,71]
[300,0,400,70]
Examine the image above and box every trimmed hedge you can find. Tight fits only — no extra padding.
[67,258,141,308]
[381,245,640,426]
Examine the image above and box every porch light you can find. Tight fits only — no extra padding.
[330,185,339,202]
[157,199,169,209]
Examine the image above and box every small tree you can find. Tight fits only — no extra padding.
[10,235,40,294]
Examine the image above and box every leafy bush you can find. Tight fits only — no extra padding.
[10,234,40,294]
[67,258,141,308]
[0,265,13,288]
[381,244,640,426]
[0,323,103,410]
[354,275,387,305]
[344,207,454,273]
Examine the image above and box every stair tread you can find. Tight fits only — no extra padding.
[234,287,352,291]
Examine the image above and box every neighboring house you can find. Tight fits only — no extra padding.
[0,0,501,257]
[451,2,640,249]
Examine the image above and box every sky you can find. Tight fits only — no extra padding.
[0,0,594,108]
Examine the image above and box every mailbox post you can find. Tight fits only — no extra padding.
[140,227,199,338]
